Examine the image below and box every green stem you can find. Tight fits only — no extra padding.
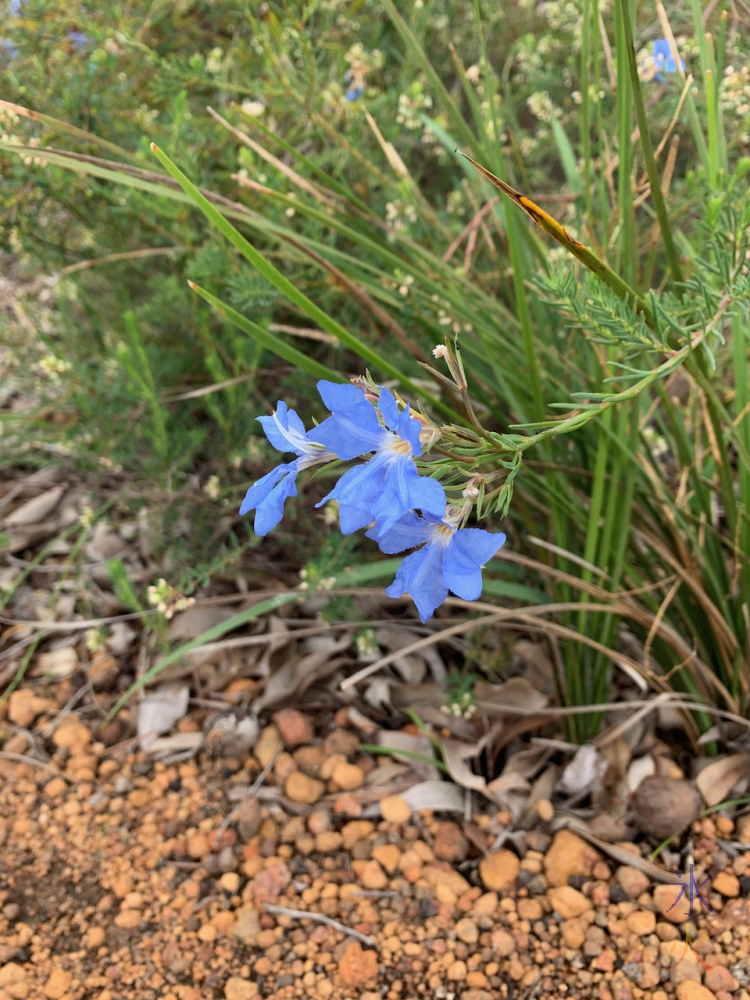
[618,0,683,284]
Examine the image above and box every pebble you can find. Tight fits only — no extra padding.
[359,859,388,890]
[626,909,656,936]
[337,942,378,987]
[676,984,719,1000]
[548,885,589,918]
[544,830,601,887]
[273,709,314,747]
[653,884,691,923]
[454,918,479,944]
[254,725,282,768]
[224,977,258,1000]
[479,849,520,891]
[616,865,651,899]
[704,967,739,992]
[42,969,71,1000]
[284,772,325,804]
[434,821,468,862]
[371,844,401,874]
[233,908,260,946]
[712,871,739,896]
[8,689,54,728]
[51,718,90,749]
[380,794,411,823]
[330,760,364,791]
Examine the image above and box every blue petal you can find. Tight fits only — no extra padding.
[308,404,384,460]
[443,528,506,601]
[239,463,298,535]
[385,542,448,622]
[316,455,387,512]
[653,39,671,58]
[396,405,423,457]
[366,512,434,553]
[371,458,446,531]
[377,386,400,431]
[257,401,308,455]
[316,380,366,412]
[338,503,375,534]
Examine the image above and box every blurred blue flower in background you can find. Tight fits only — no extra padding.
[345,86,365,102]
[368,511,506,623]
[310,381,446,535]
[639,38,685,82]
[239,401,337,536]
[67,31,89,52]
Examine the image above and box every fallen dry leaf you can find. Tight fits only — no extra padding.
[398,779,465,814]
[137,682,190,751]
[695,754,749,807]
[439,737,486,791]
[3,484,65,527]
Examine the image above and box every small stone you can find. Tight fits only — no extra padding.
[323,728,360,757]
[234,907,260,946]
[561,916,588,949]
[491,928,516,957]
[676,984,719,1000]
[360,859,388,890]
[285,772,325,805]
[632,777,702,839]
[434,821,468,863]
[198,923,218,942]
[337,942,378,987]
[43,777,68,799]
[473,892,498,917]
[51,718,90,749]
[294,745,326,776]
[43,969,71,1000]
[712,871,740,897]
[8,689,53,727]
[0,964,26,987]
[273,709,314,747]
[273,752,298,784]
[380,794,411,824]
[479,849,520,892]
[341,820,375,850]
[463,992,493,1000]
[331,760,364,791]
[544,830,601,887]
[454,918,479,944]
[315,831,343,853]
[86,926,106,948]
[548,885,590,918]
[224,977,258,1000]
[250,861,290,905]
[447,961,467,981]
[186,833,210,860]
[219,872,241,894]
[616,865,651,900]
[422,863,471,896]
[307,810,331,835]
[254,725,282,768]
[704,967,738,993]
[653,884,691,923]
[236,799,261,842]
[626,909,656,936]
[371,844,401,874]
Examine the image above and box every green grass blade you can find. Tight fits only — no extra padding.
[619,0,683,284]
[188,281,345,384]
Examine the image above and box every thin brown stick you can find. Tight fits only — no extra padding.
[263,903,374,947]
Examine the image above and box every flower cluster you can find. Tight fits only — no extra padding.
[239,380,506,622]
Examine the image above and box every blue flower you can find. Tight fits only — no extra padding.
[67,31,89,52]
[1,38,19,62]
[309,381,446,535]
[652,38,684,80]
[368,512,506,622]
[345,86,365,102]
[239,401,337,536]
